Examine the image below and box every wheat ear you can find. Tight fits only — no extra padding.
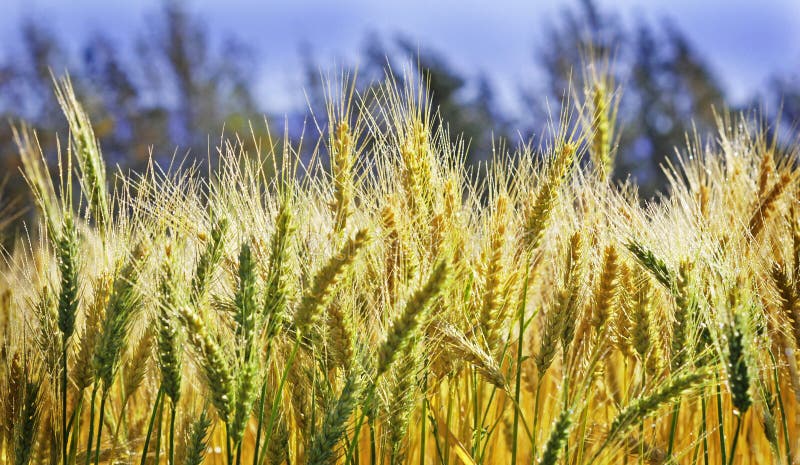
[306,372,362,465]
[294,229,368,334]
[377,260,449,377]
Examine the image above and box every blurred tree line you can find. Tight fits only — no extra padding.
[0,0,797,236]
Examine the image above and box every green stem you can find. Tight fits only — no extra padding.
[226,423,233,465]
[531,379,543,460]
[420,372,428,465]
[92,391,108,465]
[252,378,270,465]
[424,398,445,465]
[638,369,645,465]
[769,350,792,465]
[369,419,377,465]
[66,392,82,435]
[666,401,680,458]
[252,342,274,465]
[511,265,530,465]
[728,414,743,465]
[62,345,69,465]
[478,407,506,462]
[716,378,727,465]
[84,384,99,465]
[575,394,591,465]
[563,351,570,464]
[472,371,480,457]
[168,400,177,465]
[111,385,134,451]
[345,409,368,465]
[478,387,498,450]
[623,361,629,465]
[444,381,453,465]
[701,393,709,465]
[139,388,163,465]
[344,386,378,465]
[154,392,165,465]
[67,394,84,465]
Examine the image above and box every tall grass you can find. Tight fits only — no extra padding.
[0,68,798,465]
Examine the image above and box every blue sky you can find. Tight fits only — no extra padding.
[2,0,799,116]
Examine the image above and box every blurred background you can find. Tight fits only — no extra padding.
[1,0,800,232]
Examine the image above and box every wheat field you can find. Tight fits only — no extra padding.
[1,70,799,465]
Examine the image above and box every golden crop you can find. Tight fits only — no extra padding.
[1,70,798,465]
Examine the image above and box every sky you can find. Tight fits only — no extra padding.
[2,0,799,116]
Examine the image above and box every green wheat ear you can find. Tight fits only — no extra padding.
[377,259,449,378]
[13,379,41,465]
[727,308,751,415]
[294,228,369,334]
[230,241,261,446]
[183,410,212,465]
[306,371,362,465]
[539,407,574,465]
[626,240,673,290]
[191,217,229,306]
[57,213,80,342]
[264,199,294,339]
[158,244,183,405]
[178,304,235,423]
[603,370,705,449]
[94,243,147,389]
[266,412,290,465]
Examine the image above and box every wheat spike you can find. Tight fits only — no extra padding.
[183,410,211,465]
[727,293,751,415]
[264,200,294,339]
[191,218,228,306]
[12,363,42,465]
[605,371,705,445]
[560,231,585,351]
[266,412,290,465]
[56,214,80,342]
[306,371,362,465]
[178,305,234,422]
[523,142,575,251]
[377,260,449,377]
[439,324,506,389]
[480,193,510,350]
[330,121,355,235]
[54,77,109,227]
[632,277,653,361]
[749,172,791,238]
[590,82,613,181]
[158,245,183,404]
[771,263,800,350]
[327,301,355,370]
[670,260,695,371]
[535,294,563,376]
[74,275,110,391]
[539,407,574,465]
[295,229,368,334]
[626,241,673,290]
[591,245,619,336]
[94,244,147,389]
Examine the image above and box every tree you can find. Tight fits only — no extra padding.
[0,1,269,237]
[531,0,725,196]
